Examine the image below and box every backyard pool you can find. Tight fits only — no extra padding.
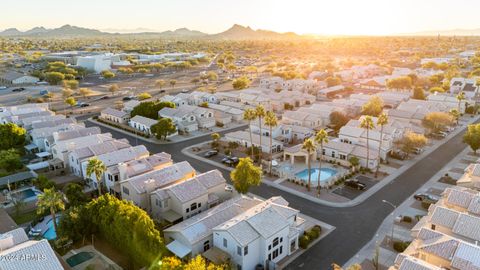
[66,252,95,267]
[11,188,41,202]
[295,168,338,183]
[43,217,60,240]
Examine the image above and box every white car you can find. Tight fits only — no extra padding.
[181,89,189,93]
[0,86,7,90]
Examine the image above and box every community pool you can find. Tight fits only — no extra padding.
[295,168,338,183]
[43,217,60,240]
[66,252,95,267]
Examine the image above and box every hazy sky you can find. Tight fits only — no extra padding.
[2,0,479,35]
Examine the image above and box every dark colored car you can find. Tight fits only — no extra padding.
[390,150,407,160]
[204,150,218,158]
[344,179,366,190]
[12,87,25,92]
[222,156,240,167]
[79,103,90,107]
[413,193,439,203]
[100,96,110,99]
[122,96,132,101]
[159,90,166,93]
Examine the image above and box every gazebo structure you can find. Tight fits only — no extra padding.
[283,144,316,165]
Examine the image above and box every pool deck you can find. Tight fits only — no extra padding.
[62,245,122,270]
[30,214,60,239]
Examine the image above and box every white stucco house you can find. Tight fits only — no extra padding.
[129,115,157,135]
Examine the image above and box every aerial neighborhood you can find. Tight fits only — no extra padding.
[2,4,480,270]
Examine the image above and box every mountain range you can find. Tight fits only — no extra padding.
[403,28,480,36]
[0,24,300,40]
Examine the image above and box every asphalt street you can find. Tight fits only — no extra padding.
[85,120,471,270]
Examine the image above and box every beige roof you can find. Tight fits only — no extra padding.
[130,115,157,127]
[31,118,76,129]
[108,152,172,176]
[102,107,129,118]
[54,126,101,141]
[94,145,148,167]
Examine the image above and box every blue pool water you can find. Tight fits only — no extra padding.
[295,168,337,183]
[43,217,60,240]
[12,189,36,201]
[66,252,95,267]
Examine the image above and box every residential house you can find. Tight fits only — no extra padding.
[208,103,244,122]
[281,110,323,130]
[81,145,149,190]
[30,117,76,130]
[45,127,101,153]
[0,228,63,270]
[188,91,218,105]
[322,140,379,169]
[159,105,215,131]
[224,130,283,154]
[129,115,157,135]
[449,77,479,98]
[150,170,228,222]
[0,71,39,85]
[338,125,394,160]
[68,139,131,178]
[457,163,480,191]
[161,94,189,107]
[120,161,196,211]
[123,100,140,113]
[100,107,130,124]
[1,110,53,125]
[105,152,173,196]
[29,122,85,152]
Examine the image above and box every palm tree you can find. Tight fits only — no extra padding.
[243,108,257,160]
[375,113,388,178]
[360,116,375,170]
[302,138,316,192]
[86,157,107,196]
[314,129,329,194]
[37,188,64,237]
[255,105,266,164]
[264,111,278,175]
[456,91,466,114]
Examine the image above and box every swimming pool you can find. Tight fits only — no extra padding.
[66,252,95,267]
[12,188,39,202]
[43,217,60,240]
[295,168,338,183]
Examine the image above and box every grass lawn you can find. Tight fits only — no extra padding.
[12,210,37,225]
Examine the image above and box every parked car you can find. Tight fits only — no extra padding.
[181,89,189,93]
[204,150,218,158]
[0,86,7,89]
[344,179,366,190]
[390,150,407,160]
[412,147,423,155]
[222,156,240,167]
[39,89,49,96]
[122,96,133,101]
[430,132,447,139]
[12,87,25,92]
[79,103,90,107]
[100,95,109,99]
[159,90,166,93]
[224,185,234,192]
[413,193,439,203]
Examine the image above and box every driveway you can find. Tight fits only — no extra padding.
[85,119,475,270]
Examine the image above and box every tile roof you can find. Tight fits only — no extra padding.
[429,206,459,229]
[102,107,129,118]
[95,145,148,167]
[54,126,101,141]
[30,118,76,129]
[130,115,157,127]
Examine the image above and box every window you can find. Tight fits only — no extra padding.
[237,246,242,256]
[203,241,210,252]
[190,203,197,211]
[223,238,227,248]
[280,246,283,254]
[268,254,271,261]
[280,237,283,243]
[186,208,190,213]
[162,200,168,208]
[340,154,346,160]
[236,265,242,270]
[272,249,279,259]
[244,245,248,256]
[198,203,201,208]
[268,244,271,250]
[273,237,279,247]
[155,199,160,206]
[114,175,119,182]
[122,187,129,195]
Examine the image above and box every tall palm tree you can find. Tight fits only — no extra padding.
[314,129,329,194]
[255,105,266,164]
[360,116,375,170]
[375,113,388,178]
[37,188,64,237]
[264,111,278,175]
[456,91,466,114]
[86,157,107,196]
[302,139,316,192]
[243,108,257,160]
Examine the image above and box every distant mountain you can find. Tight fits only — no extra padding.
[0,24,299,40]
[402,28,480,36]
[210,24,299,40]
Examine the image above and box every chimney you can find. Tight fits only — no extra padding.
[118,163,128,181]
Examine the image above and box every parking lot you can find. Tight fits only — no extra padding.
[331,175,377,200]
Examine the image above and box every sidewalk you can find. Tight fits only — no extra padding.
[343,146,472,269]
[88,118,247,144]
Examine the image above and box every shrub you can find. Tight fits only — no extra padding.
[421,201,432,210]
[307,229,320,239]
[402,216,412,223]
[299,235,310,249]
[393,241,411,252]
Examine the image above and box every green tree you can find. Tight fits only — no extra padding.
[375,113,388,177]
[33,175,57,191]
[422,112,454,133]
[302,138,316,192]
[151,118,177,140]
[329,111,349,131]
[101,70,115,79]
[65,97,76,114]
[349,156,360,170]
[449,108,460,124]
[62,79,79,90]
[169,79,177,89]
[64,183,88,208]
[264,111,278,175]
[255,105,266,164]
[314,129,329,194]
[412,87,425,100]
[0,123,26,150]
[78,87,93,98]
[232,76,251,90]
[243,108,257,160]
[400,132,428,156]
[155,79,166,89]
[45,72,65,85]
[86,157,107,196]
[361,96,384,117]
[230,157,262,194]
[138,92,152,100]
[456,91,466,113]
[0,149,22,172]
[463,124,480,154]
[37,188,64,238]
[131,101,175,119]
[360,116,375,169]
[386,76,412,90]
[108,84,119,95]
[211,132,221,148]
